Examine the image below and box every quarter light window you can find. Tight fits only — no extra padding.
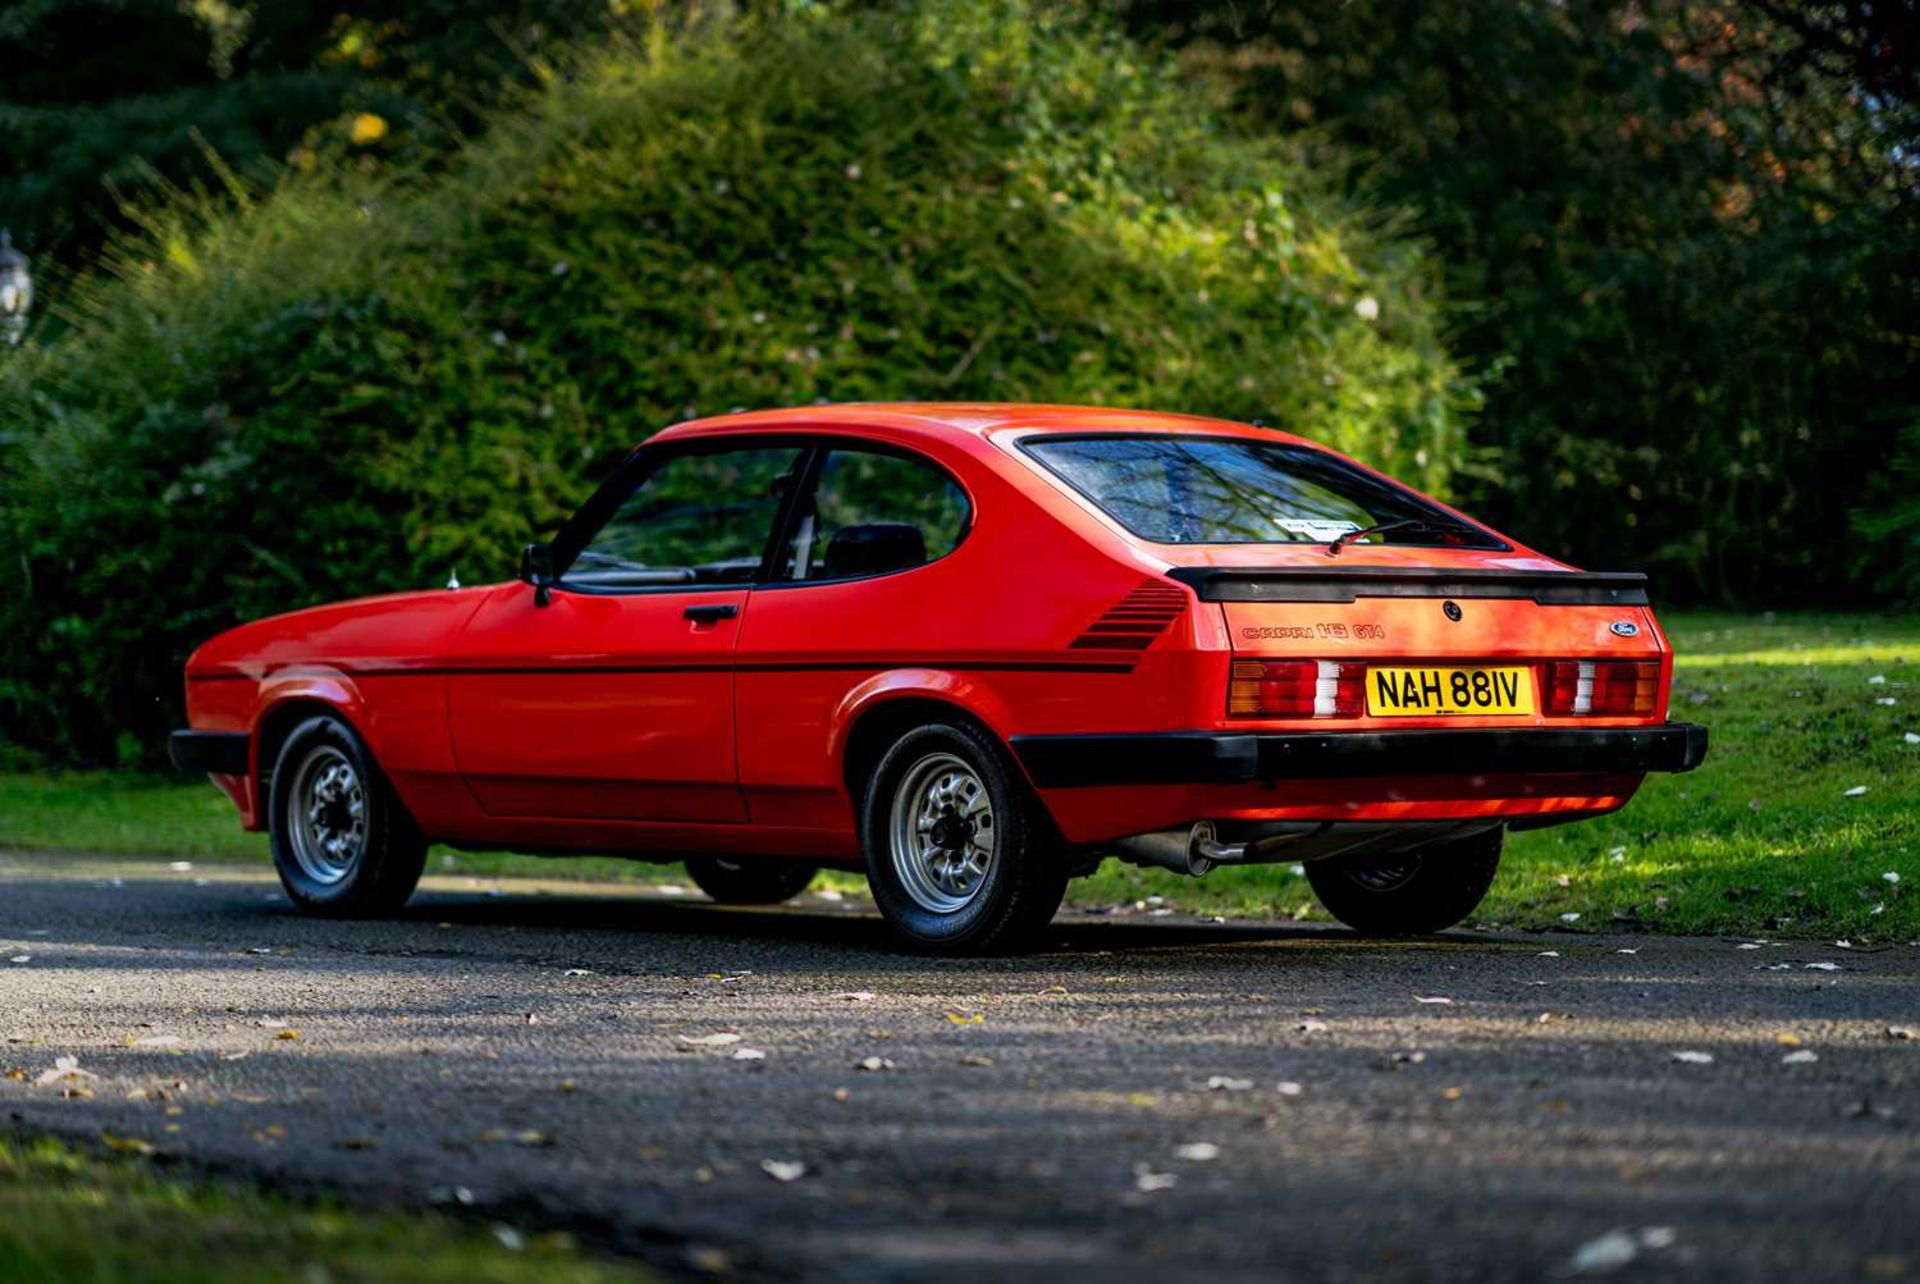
[785,447,970,581]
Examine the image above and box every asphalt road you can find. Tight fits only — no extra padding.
[2,852,1916,1283]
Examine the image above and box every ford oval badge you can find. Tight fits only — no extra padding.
[1610,620,1640,638]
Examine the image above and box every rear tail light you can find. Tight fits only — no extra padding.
[1229,660,1365,718]
[1545,660,1659,716]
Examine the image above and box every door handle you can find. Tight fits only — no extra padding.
[683,603,739,624]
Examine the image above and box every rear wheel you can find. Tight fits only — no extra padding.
[1304,828,1503,935]
[860,719,1068,955]
[268,715,427,918]
[685,856,819,905]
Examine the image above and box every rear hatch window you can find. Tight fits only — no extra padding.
[1023,435,1504,550]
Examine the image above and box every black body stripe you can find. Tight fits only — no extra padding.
[188,659,1135,681]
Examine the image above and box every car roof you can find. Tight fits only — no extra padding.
[648,402,1315,449]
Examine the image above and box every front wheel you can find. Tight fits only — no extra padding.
[685,856,819,905]
[1304,828,1503,935]
[268,715,427,918]
[860,720,1067,955]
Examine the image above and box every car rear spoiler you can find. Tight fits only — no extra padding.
[1163,566,1650,606]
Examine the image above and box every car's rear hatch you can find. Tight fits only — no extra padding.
[1167,550,1669,729]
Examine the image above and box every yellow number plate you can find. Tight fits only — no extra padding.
[1367,666,1534,717]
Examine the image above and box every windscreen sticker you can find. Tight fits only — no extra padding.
[1275,518,1363,542]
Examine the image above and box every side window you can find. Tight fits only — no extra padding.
[566,447,805,590]
[786,447,970,581]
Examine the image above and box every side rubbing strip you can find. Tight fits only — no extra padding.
[1164,566,1649,606]
[1069,581,1188,653]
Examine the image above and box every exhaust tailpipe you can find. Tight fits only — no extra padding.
[1111,822,1248,877]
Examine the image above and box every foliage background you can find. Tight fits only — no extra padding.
[0,0,1467,764]
[0,0,1914,768]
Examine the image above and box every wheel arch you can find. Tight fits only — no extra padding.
[251,688,370,825]
[833,676,1028,821]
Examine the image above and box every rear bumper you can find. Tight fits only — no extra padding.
[168,730,250,776]
[1012,723,1708,788]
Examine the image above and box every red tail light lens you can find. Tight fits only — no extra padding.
[1228,660,1366,718]
[1545,660,1659,716]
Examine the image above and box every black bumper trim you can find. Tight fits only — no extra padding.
[169,730,250,775]
[1012,724,1708,788]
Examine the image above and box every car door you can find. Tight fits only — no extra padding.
[447,442,806,823]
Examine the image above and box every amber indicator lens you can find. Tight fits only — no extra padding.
[1544,660,1659,716]
[1228,660,1366,718]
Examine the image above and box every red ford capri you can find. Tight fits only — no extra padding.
[172,403,1706,953]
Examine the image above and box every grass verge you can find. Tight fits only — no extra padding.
[2,611,1913,940]
[0,1131,654,1284]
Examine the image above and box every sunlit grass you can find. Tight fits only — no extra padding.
[0,1132,655,1284]
[2,612,1913,940]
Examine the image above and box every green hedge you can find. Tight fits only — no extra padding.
[0,1,1471,766]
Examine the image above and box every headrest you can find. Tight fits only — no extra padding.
[823,523,927,577]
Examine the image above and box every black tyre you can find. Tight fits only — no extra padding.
[1304,828,1503,935]
[686,856,819,905]
[860,718,1068,955]
[267,714,427,918]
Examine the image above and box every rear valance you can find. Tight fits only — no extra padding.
[1164,567,1649,606]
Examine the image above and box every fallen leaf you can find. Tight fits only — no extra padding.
[273,1029,301,1042]
[761,1159,806,1183]
[1775,1032,1802,1046]
[1569,1229,1638,1274]
[33,1056,97,1088]
[1441,1086,1465,1100]
[943,1011,984,1026]
[1132,1163,1177,1193]
[100,1133,157,1157]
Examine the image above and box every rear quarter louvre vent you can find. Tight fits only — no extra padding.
[1069,581,1188,652]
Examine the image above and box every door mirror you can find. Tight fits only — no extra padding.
[520,543,556,606]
